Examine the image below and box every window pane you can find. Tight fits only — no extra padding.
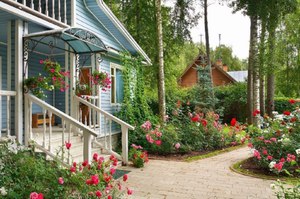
[116,69,124,103]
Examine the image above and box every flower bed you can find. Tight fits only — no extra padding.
[247,100,300,176]
[129,100,247,156]
[0,137,132,198]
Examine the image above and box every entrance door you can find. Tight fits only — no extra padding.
[79,68,91,124]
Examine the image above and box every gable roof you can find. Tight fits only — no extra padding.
[178,53,206,80]
[178,53,236,83]
[227,71,248,82]
[84,0,151,65]
[212,65,237,83]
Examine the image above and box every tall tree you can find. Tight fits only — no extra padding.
[155,0,166,121]
[172,0,200,43]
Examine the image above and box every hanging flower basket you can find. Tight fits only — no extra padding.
[24,60,70,98]
[89,70,111,91]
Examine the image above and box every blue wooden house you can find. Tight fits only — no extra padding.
[0,0,150,164]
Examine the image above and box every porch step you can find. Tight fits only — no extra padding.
[32,126,113,164]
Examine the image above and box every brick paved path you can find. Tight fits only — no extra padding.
[123,147,276,199]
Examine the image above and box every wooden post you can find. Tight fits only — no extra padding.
[15,20,27,144]
[121,126,128,165]
[83,130,92,162]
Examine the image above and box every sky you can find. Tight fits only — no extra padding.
[164,1,250,60]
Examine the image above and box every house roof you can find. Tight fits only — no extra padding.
[84,0,151,65]
[178,53,206,81]
[178,53,236,83]
[212,65,237,83]
[227,71,248,82]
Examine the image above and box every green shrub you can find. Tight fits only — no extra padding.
[274,97,296,114]
[214,83,247,123]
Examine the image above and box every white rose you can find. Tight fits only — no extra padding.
[296,149,300,155]
[269,161,276,169]
[0,187,7,196]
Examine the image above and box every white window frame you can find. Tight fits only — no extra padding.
[110,63,123,105]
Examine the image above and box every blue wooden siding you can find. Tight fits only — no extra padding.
[99,56,122,134]
[84,0,137,55]
[76,0,125,52]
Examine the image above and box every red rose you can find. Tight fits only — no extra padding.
[283,111,291,116]
[191,114,200,122]
[123,174,128,182]
[201,119,207,127]
[230,118,237,126]
[65,141,71,150]
[289,99,296,104]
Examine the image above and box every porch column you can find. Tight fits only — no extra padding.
[15,20,28,144]
[70,53,77,122]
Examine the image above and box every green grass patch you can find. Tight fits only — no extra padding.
[185,144,246,162]
[231,159,300,185]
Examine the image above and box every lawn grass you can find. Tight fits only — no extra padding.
[230,159,300,185]
[185,144,246,162]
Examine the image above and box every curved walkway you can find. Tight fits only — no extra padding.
[123,147,276,199]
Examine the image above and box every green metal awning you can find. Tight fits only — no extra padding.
[24,27,107,54]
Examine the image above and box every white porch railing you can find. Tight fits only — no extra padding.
[0,90,17,138]
[24,93,98,163]
[74,95,135,164]
[3,0,69,25]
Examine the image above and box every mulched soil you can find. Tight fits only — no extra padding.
[148,145,239,161]
[240,157,276,176]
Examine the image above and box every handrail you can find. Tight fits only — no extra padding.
[26,94,98,137]
[74,96,135,130]
[0,90,17,96]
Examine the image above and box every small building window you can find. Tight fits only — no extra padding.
[110,63,124,104]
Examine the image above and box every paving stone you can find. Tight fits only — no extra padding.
[123,147,276,199]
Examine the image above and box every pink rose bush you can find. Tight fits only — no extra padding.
[247,105,300,176]
[129,100,247,157]
[129,144,149,168]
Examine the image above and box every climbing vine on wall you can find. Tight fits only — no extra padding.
[118,54,150,125]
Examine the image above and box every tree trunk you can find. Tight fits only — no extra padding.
[203,0,214,102]
[259,19,266,116]
[259,76,265,116]
[247,15,258,124]
[155,0,166,122]
[266,74,275,116]
[266,28,276,117]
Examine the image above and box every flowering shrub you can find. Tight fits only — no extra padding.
[129,144,149,168]
[0,137,132,198]
[247,101,300,176]
[128,100,246,155]
[24,60,70,98]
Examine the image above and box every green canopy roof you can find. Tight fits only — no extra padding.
[24,27,107,54]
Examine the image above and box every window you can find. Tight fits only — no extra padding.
[110,63,124,104]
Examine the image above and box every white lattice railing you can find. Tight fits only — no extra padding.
[24,93,98,164]
[3,0,69,25]
[74,95,135,164]
[0,90,17,138]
